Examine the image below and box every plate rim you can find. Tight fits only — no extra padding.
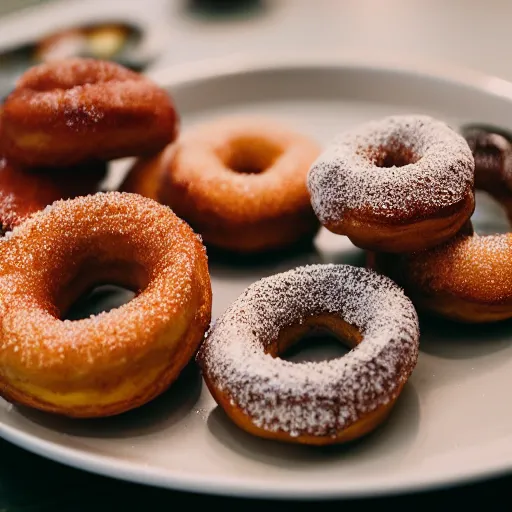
[2,54,512,499]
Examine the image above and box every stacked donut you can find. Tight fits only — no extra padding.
[307,114,512,324]
[0,58,179,233]
[0,58,212,418]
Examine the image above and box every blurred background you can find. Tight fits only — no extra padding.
[1,0,512,98]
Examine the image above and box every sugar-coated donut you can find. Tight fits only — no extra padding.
[0,157,106,234]
[154,117,321,253]
[1,58,178,168]
[371,227,512,323]
[0,192,212,417]
[197,264,419,445]
[371,124,512,323]
[308,115,475,253]
[120,143,174,201]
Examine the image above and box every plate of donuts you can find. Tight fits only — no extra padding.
[1,54,512,498]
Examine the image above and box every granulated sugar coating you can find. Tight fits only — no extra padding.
[307,114,474,224]
[198,264,419,438]
[1,58,178,168]
[16,58,140,90]
[0,192,212,419]
[403,232,512,304]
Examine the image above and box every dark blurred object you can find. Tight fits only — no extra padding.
[186,0,264,19]
[36,23,139,63]
[0,21,145,72]
[461,123,512,233]
[461,123,512,193]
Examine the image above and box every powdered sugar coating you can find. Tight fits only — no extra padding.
[307,115,474,224]
[198,264,419,438]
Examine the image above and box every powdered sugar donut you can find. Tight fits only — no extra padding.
[307,115,475,253]
[197,264,419,445]
[370,124,512,323]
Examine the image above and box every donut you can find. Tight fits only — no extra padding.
[1,58,178,168]
[0,192,212,417]
[0,157,106,234]
[120,143,174,201]
[307,115,475,253]
[197,264,419,445]
[370,125,512,323]
[153,117,321,253]
[371,226,512,323]
[462,124,512,219]
[367,124,512,323]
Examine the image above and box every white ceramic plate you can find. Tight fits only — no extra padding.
[2,56,512,499]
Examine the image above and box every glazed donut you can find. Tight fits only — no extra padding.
[1,58,178,168]
[307,115,475,253]
[0,157,106,234]
[0,192,212,417]
[197,264,419,445]
[153,117,321,253]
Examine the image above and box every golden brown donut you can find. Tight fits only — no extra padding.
[0,192,212,417]
[151,117,321,253]
[307,115,475,253]
[371,225,512,323]
[1,58,178,168]
[197,264,419,445]
[0,157,106,234]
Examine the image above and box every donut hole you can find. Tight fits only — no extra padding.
[281,331,351,363]
[366,141,420,168]
[53,258,149,320]
[65,284,136,320]
[269,314,362,363]
[223,136,283,174]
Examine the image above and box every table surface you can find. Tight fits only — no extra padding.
[2,0,512,509]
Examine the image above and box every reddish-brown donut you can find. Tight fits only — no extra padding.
[0,157,106,234]
[141,117,321,253]
[307,115,475,253]
[0,192,212,417]
[1,58,178,168]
